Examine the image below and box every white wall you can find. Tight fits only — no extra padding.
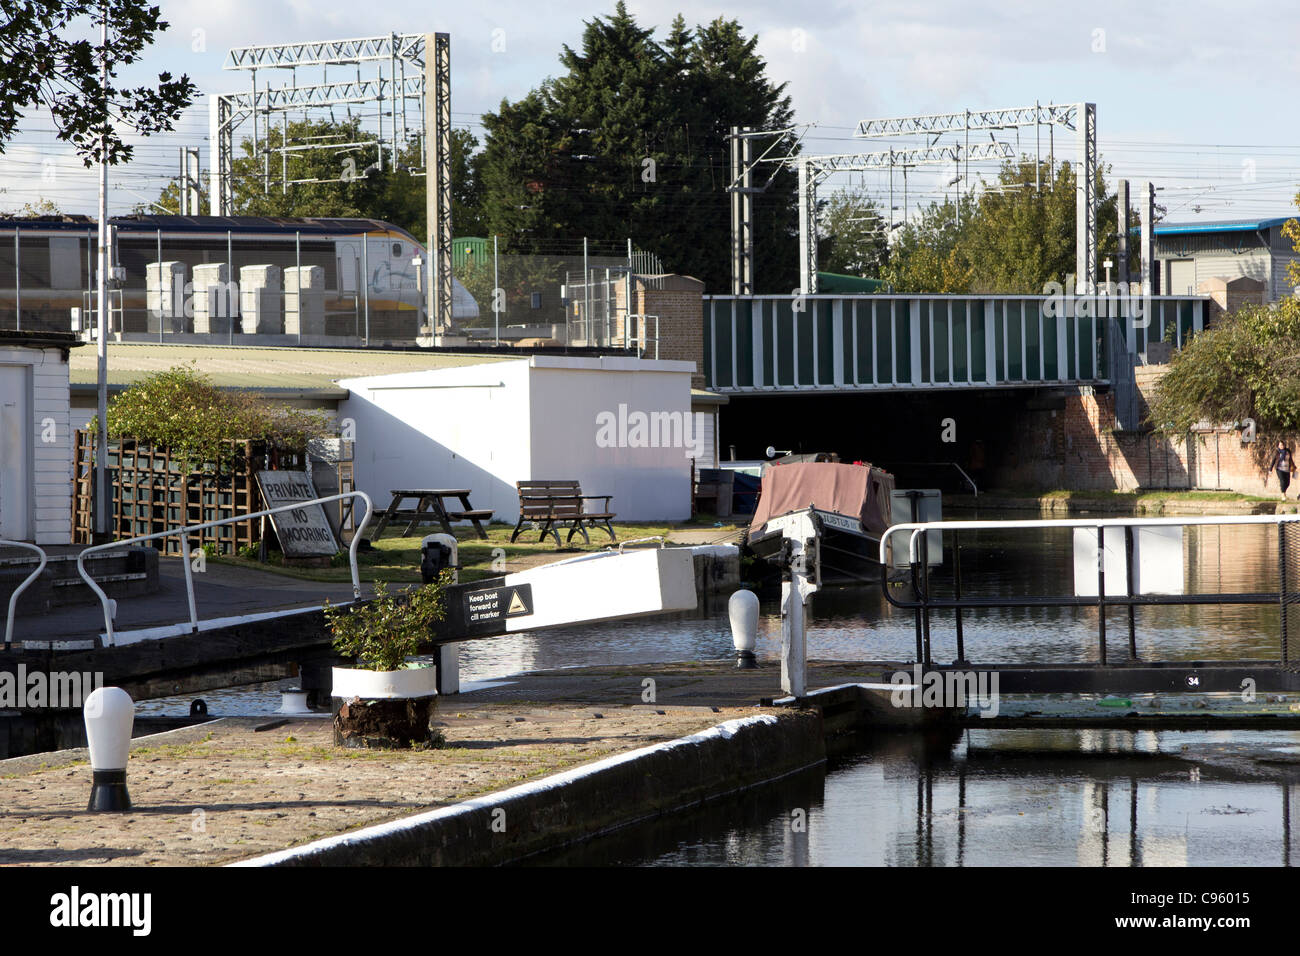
[339,355,696,525]
[528,356,693,521]
[0,344,73,544]
[339,360,533,523]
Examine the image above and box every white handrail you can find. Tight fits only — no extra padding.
[78,491,373,647]
[879,512,1300,566]
[2,540,47,649]
[609,536,667,553]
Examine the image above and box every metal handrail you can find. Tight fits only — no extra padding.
[878,513,1300,668]
[609,536,667,553]
[627,313,660,359]
[2,540,47,649]
[880,514,1300,566]
[78,491,373,647]
[878,460,977,495]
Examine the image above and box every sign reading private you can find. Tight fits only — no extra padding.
[461,582,533,635]
[256,470,338,557]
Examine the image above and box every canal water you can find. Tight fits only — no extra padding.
[133,515,1300,865]
[140,511,1293,718]
[530,728,1300,866]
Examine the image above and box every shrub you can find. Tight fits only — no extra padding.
[90,363,330,469]
[325,577,450,672]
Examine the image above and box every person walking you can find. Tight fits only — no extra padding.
[1270,441,1295,497]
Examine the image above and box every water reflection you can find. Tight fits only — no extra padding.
[139,515,1291,716]
[539,730,1300,867]
[466,519,1288,682]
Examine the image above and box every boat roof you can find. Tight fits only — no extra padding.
[748,461,895,538]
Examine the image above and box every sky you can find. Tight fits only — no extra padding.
[3,0,1299,224]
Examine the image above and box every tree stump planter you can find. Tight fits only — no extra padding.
[331,666,443,750]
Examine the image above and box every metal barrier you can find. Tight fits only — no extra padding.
[77,491,373,647]
[879,514,1300,669]
[881,460,978,495]
[2,540,48,649]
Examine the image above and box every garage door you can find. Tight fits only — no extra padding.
[1168,260,1197,297]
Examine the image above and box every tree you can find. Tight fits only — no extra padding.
[881,197,973,293]
[154,118,484,238]
[820,191,889,278]
[882,158,1129,294]
[0,1,195,164]
[477,4,799,293]
[1148,192,1300,441]
[16,198,62,217]
[135,177,206,215]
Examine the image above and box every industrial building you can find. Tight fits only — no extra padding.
[1154,216,1300,303]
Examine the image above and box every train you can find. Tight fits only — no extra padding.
[0,214,479,344]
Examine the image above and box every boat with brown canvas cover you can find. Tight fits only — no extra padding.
[745,460,896,585]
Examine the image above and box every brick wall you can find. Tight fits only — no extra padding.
[992,364,1274,494]
[617,275,705,389]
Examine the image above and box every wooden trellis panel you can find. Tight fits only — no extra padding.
[72,433,307,554]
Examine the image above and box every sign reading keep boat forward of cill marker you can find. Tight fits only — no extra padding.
[256,470,339,557]
[461,582,534,636]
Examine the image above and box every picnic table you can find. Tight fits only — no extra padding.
[367,489,493,540]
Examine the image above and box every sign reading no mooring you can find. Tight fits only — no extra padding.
[256,470,339,557]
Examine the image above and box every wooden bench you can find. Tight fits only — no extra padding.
[511,479,616,546]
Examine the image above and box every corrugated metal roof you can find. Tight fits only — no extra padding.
[68,343,510,391]
[1154,216,1298,235]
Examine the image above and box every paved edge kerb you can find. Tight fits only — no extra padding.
[229,710,824,866]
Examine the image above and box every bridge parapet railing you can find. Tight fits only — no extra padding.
[77,491,373,647]
[878,514,1300,670]
[702,294,1207,392]
[2,540,48,649]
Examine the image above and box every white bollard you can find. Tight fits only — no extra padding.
[728,589,759,669]
[278,689,311,715]
[83,686,134,812]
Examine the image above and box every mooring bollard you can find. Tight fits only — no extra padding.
[83,686,134,812]
[278,688,311,715]
[729,589,759,669]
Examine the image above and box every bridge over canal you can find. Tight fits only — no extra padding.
[702,293,1207,399]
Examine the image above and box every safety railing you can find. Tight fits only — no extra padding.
[78,491,373,647]
[608,535,667,553]
[2,540,48,650]
[878,514,1300,668]
[626,313,660,359]
[881,460,978,495]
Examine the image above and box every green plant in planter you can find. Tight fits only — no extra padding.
[324,575,450,672]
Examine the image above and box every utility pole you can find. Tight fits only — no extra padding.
[1139,182,1156,297]
[1117,179,1130,289]
[178,147,200,215]
[727,126,756,295]
[95,4,110,541]
[424,33,452,336]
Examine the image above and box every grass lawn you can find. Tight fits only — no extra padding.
[211,516,743,585]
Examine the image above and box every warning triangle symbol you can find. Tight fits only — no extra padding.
[507,590,528,615]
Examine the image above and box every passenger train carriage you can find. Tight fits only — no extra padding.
[0,214,478,344]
